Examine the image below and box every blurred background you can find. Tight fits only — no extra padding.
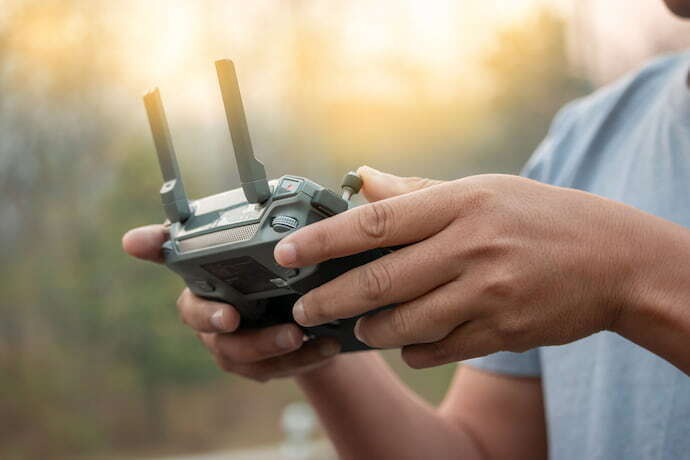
[1,0,688,458]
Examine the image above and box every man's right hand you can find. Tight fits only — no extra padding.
[121,224,341,382]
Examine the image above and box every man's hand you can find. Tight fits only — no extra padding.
[275,168,648,368]
[122,225,341,382]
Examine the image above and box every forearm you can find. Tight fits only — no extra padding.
[614,214,690,375]
[296,352,483,460]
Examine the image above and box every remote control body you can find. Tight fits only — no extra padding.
[163,176,391,352]
[144,60,391,352]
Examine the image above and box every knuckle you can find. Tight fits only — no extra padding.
[401,347,430,369]
[302,292,329,324]
[214,354,236,373]
[357,201,393,242]
[429,340,452,363]
[490,315,524,346]
[400,347,417,368]
[389,308,414,341]
[454,229,512,274]
[458,232,511,264]
[313,226,336,258]
[358,262,393,302]
[461,184,498,215]
[482,269,519,301]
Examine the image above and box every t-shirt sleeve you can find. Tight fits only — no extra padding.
[519,97,585,184]
[463,99,586,378]
[464,350,542,377]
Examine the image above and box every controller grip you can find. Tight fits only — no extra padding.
[239,247,397,352]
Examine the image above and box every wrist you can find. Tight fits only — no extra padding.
[294,351,380,390]
[595,204,651,333]
[610,213,690,359]
[294,354,345,383]
[610,219,667,336]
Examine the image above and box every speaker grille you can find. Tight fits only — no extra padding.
[178,224,260,252]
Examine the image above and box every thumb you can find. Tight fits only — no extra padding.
[356,165,443,202]
[122,224,168,264]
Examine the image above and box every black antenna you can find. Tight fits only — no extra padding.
[143,88,192,223]
[215,59,271,204]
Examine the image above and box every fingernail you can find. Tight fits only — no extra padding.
[318,341,341,357]
[275,242,297,266]
[354,318,365,343]
[211,310,226,331]
[276,328,300,350]
[293,298,307,325]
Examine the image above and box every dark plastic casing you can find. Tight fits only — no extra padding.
[144,60,392,353]
[163,175,390,352]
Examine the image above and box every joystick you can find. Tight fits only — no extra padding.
[340,171,363,201]
[141,60,395,352]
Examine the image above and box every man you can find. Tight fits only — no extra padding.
[123,1,690,458]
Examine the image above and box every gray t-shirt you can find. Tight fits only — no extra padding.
[466,51,690,460]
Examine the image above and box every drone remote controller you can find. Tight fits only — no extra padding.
[143,59,393,352]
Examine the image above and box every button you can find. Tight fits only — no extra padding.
[274,178,303,199]
[271,215,299,232]
[311,189,348,216]
[269,278,289,288]
[191,279,215,293]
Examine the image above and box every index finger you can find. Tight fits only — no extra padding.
[122,224,168,263]
[274,182,455,268]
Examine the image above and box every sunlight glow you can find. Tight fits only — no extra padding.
[112,1,554,104]
[4,1,562,126]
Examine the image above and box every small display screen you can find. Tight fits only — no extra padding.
[202,256,277,295]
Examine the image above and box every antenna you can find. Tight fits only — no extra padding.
[215,59,271,204]
[143,88,192,223]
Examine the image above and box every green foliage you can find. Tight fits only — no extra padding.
[102,146,219,385]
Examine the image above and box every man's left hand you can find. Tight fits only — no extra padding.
[274,168,644,368]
